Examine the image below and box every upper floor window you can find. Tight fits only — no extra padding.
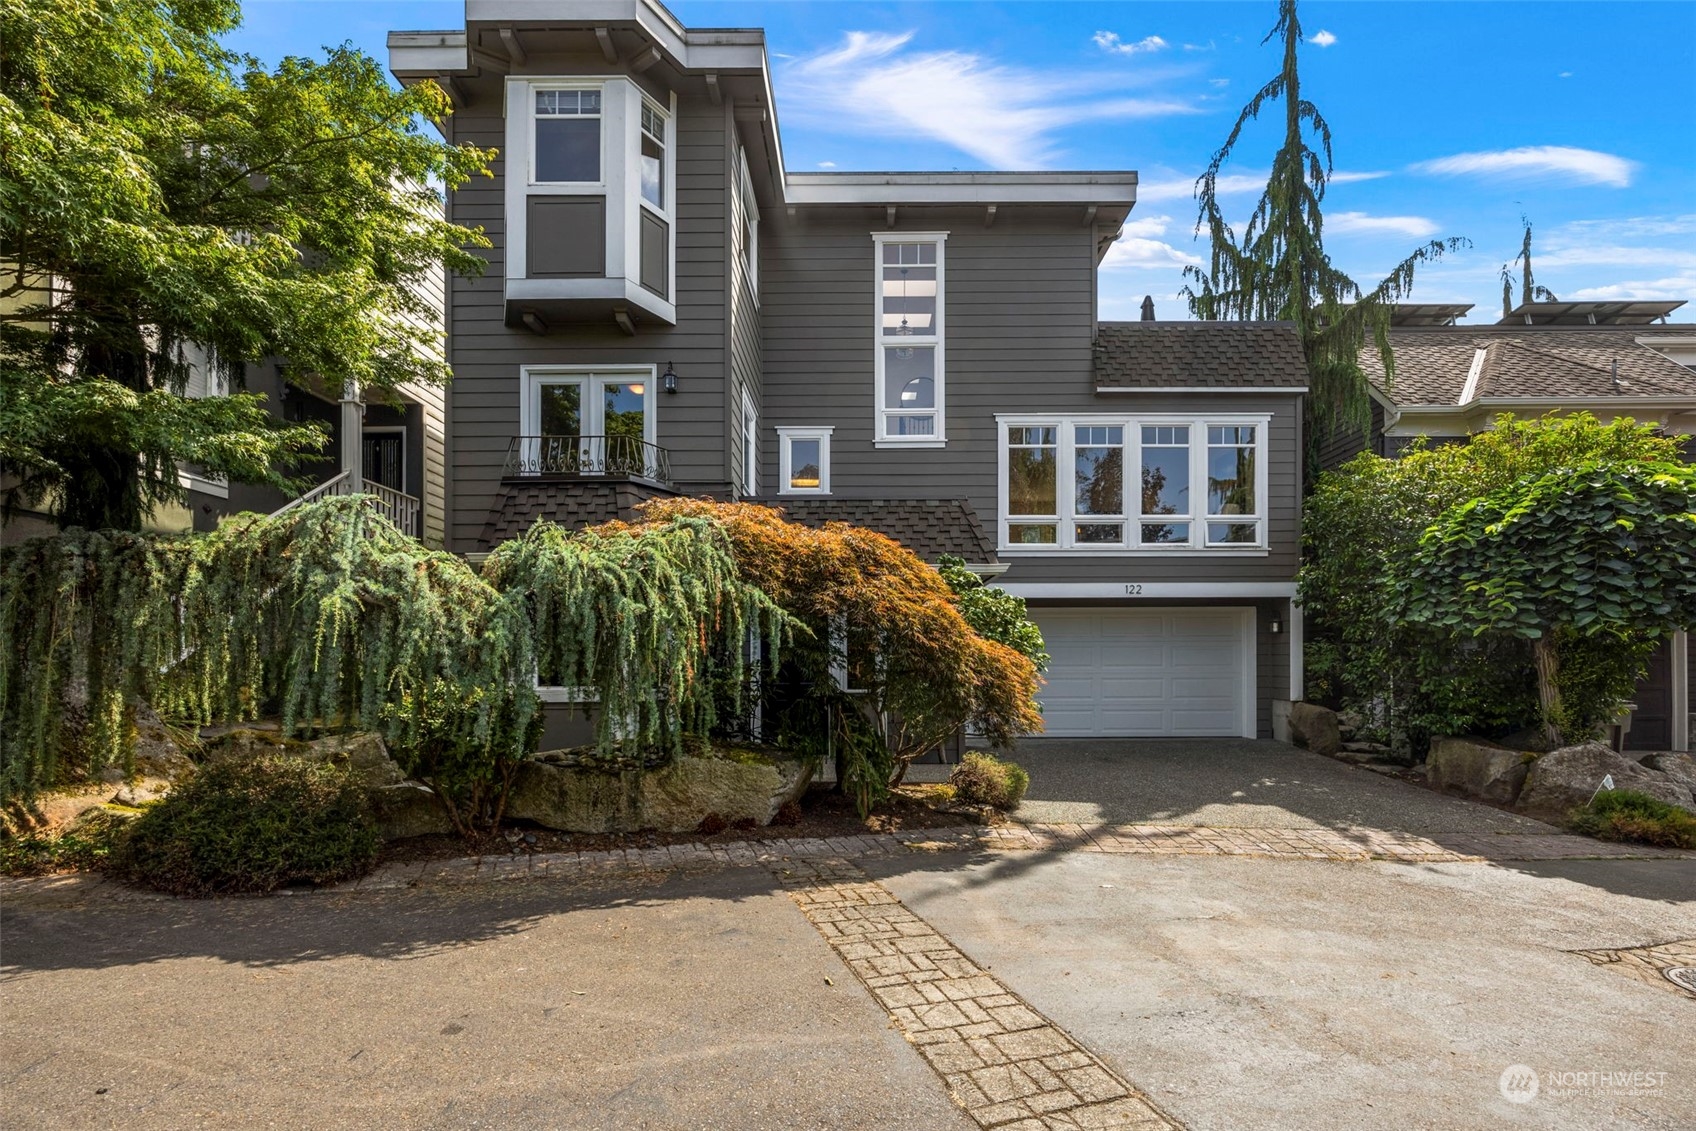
[873,233,946,445]
[534,88,601,183]
[639,101,665,209]
[998,415,1269,552]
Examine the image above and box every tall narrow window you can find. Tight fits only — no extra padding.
[741,390,758,495]
[873,234,946,442]
[1005,426,1058,544]
[1139,425,1191,545]
[534,88,601,183]
[1206,425,1259,545]
[778,427,832,495]
[639,102,665,209]
[1073,425,1125,545]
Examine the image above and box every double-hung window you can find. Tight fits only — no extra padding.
[873,233,946,444]
[639,101,665,209]
[534,88,601,183]
[998,415,1269,551]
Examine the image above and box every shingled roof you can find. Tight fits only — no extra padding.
[1363,326,1696,406]
[1093,321,1309,390]
[748,498,999,564]
[478,481,673,548]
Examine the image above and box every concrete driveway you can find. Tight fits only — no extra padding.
[1006,737,1561,834]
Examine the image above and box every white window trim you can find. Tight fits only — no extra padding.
[519,364,657,448]
[777,426,833,495]
[527,82,609,190]
[994,413,1271,555]
[737,147,760,301]
[871,231,948,446]
[740,386,759,496]
[636,95,671,225]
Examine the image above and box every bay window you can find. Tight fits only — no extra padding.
[998,415,1268,551]
[534,88,601,183]
[873,233,946,444]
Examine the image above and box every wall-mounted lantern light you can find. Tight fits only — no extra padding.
[662,361,678,395]
[1269,618,1284,635]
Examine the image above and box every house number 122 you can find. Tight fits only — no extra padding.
[1123,584,1144,595]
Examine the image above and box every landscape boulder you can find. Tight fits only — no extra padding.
[306,732,407,787]
[1636,752,1696,796]
[1426,736,1533,804]
[1516,742,1696,820]
[130,702,198,783]
[506,749,816,834]
[1287,702,1342,756]
[369,782,455,840]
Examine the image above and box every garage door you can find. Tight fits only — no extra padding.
[1033,608,1252,738]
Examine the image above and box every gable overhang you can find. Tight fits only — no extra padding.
[1386,396,1696,437]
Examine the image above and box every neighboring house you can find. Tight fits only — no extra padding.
[387,0,1308,744]
[1325,301,1696,753]
[0,257,446,549]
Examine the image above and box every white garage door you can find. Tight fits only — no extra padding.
[1033,608,1253,738]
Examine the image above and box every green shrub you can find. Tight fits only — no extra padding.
[1570,790,1696,850]
[0,808,135,876]
[949,752,1030,812]
[113,756,379,895]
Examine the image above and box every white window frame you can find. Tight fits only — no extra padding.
[529,84,607,188]
[520,364,657,447]
[777,426,833,495]
[740,386,759,496]
[735,147,760,300]
[994,413,1271,555]
[871,232,948,448]
[636,97,670,224]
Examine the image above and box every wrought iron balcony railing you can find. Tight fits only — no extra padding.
[503,435,672,485]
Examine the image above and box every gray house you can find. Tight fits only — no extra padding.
[388,0,1307,741]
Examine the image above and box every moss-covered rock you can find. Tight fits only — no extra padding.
[506,748,815,833]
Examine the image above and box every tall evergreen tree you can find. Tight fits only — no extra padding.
[1,0,494,530]
[1500,215,1557,318]
[1182,0,1467,468]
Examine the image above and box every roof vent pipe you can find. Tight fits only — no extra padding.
[1140,295,1156,321]
[1612,357,1620,393]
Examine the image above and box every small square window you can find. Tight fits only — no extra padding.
[779,428,832,494]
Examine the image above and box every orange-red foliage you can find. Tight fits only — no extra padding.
[628,499,1044,754]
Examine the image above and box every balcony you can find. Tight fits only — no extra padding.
[503,435,672,487]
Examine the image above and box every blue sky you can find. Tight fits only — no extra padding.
[231,1,1696,323]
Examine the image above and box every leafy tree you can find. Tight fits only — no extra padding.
[1500,214,1557,318]
[938,555,1049,673]
[1,0,494,530]
[1302,413,1685,752]
[1403,462,1696,747]
[634,500,1044,813]
[1182,0,1466,465]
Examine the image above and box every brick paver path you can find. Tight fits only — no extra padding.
[776,856,1176,1130]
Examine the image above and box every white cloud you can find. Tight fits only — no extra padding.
[1310,30,1338,47]
[1209,77,1230,88]
[1558,71,1573,78]
[1412,145,1638,188]
[1094,31,1168,55]
[785,31,1200,168]
[1183,41,1217,52]
[1100,214,1202,270]
[1327,211,1441,238]
[1329,170,1390,184]
[1565,275,1696,302]
[816,160,837,168]
[1137,172,1267,203]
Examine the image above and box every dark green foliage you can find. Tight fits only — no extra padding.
[112,755,379,895]
[1,0,493,530]
[1182,0,1464,455]
[1301,414,1688,752]
[1501,215,1558,318]
[938,555,1049,673]
[1404,462,1696,743]
[948,752,1030,812]
[1570,790,1696,850]
[0,808,133,876]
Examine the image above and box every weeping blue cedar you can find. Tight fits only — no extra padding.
[0,499,786,803]
[481,515,787,754]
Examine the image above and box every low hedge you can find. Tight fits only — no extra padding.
[112,755,379,895]
[949,752,1030,812]
[1570,790,1696,850]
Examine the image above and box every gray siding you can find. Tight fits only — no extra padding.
[760,210,1300,585]
[442,73,733,551]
